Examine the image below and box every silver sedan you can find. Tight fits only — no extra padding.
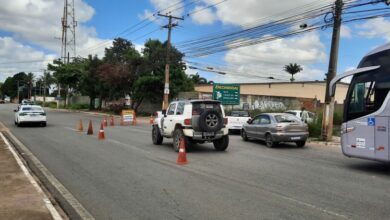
[241,113,309,147]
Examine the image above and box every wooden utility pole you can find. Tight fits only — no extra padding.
[322,0,343,141]
[158,13,183,111]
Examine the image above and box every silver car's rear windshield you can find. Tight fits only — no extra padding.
[22,107,43,112]
[274,114,300,123]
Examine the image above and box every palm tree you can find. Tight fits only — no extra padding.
[26,72,35,99]
[283,63,303,82]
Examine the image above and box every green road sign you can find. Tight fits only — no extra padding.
[212,83,240,105]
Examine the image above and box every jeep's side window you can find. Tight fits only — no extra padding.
[176,102,185,115]
[167,103,176,115]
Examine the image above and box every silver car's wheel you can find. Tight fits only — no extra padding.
[265,134,275,148]
[241,129,248,141]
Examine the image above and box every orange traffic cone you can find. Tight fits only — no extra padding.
[98,122,105,140]
[103,116,108,127]
[78,119,83,132]
[177,138,188,165]
[87,120,93,135]
[120,115,125,126]
[149,115,154,125]
[110,115,115,126]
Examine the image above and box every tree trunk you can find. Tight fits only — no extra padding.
[89,96,95,110]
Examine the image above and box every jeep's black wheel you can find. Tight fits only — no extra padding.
[152,125,163,145]
[241,129,248,141]
[213,135,229,151]
[199,109,223,132]
[265,134,275,148]
[173,128,190,152]
[296,141,306,148]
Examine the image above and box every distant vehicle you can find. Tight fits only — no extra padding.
[21,99,35,105]
[226,110,251,132]
[330,42,390,162]
[152,100,229,152]
[285,110,315,123]
[241,113,308,148]
[14,105,47,127]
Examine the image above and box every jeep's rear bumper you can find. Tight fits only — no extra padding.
[183,128,228,140]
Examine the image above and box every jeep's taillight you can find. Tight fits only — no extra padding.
[223,118,228,125]
[184,118,192,126]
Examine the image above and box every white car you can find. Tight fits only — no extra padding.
[284,110,315,123]
[226,110,251,131]
[14,105,47,127]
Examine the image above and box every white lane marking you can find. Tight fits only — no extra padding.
[0,133,63,220]
[64,127,80,132]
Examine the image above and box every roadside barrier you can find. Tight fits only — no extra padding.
[177,138,188,165]
[98,122,105,140]
[78,119,83,132]
[87,120,93,135]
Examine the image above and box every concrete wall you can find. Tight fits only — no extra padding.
[195,81,349,104]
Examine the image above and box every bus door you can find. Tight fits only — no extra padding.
[344,81,376,159]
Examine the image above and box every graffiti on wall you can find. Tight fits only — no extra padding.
[253,100,286,111]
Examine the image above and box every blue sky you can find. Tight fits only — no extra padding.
[0,0,390,83]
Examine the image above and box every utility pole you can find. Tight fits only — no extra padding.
[158,13,183,111]
[322,0,343,141]
[60,0,76,108]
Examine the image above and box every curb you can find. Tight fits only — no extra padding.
[2,128,94,220]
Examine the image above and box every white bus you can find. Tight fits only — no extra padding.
[330,43,390,162]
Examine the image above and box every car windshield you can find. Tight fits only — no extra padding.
[230,111,249,117]
[21,107,43,112]
[274,114,300,123]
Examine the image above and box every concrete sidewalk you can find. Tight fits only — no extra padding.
[0,134,62,220]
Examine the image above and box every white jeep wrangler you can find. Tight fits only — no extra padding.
[152,100,229,152]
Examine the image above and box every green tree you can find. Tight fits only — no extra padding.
[1,72,28,102]
[190,73,208,84]
[283,63,303,82]
[39,71,54,105]
[80,55,104,109]
[48,58,84,107]
[130,39,194,110]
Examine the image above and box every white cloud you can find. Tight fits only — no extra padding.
[357,17,390,41]
[0,0,113,80]
[202,0,333,26]
[0,37,55,81]
[222,32,327,82]
[340,25,352,39]
[191,5,217,25]
[148,0,185,17]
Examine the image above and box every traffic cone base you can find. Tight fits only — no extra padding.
[177,138,188,165]
[87,120,93,135]
[98,123,105,140]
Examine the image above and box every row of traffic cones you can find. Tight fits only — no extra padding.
[78,118,107,140]
[78,117,188,165]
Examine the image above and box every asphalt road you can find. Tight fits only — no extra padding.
[1,104,390,220]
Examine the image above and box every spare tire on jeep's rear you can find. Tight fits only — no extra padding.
[198,109,223,132]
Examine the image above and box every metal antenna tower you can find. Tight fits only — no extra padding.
[61,0,77,63]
